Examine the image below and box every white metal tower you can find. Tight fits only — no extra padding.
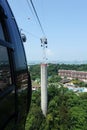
[41,63,47,116]
[40,37,48,116]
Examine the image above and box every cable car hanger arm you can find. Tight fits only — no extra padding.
[0,39,14,50]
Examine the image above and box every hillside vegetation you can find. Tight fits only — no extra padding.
[29,63,87,80]
[26,64,87,130]
[26,85,87,130]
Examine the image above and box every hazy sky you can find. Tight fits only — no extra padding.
[8,0,87,62]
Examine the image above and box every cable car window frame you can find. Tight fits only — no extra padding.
[0,7,15,99]
[0,11,14,50]
[0,4,7,19]
[0,39,14,50]
[0,5,20,129]
[0,45,15,98]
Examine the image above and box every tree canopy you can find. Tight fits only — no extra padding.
[25,85,87,130]
[29,63,87,80]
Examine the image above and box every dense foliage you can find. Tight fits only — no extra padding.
[29,65,40,80]
[29,64,87,80]
[25,85,87,130]
[27,64,87,129]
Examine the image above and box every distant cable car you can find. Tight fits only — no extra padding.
[0,0,31,129]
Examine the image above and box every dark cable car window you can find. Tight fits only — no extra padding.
[0,19,12,93]
[0,45,12,92]
[0,22,4,40]
[0,4,31,129]
[0,7,15,129]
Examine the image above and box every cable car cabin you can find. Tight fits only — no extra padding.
[0,0,31,129]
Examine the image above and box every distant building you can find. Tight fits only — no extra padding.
[58,69,87,82]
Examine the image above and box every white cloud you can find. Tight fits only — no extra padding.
[46,49,54,57]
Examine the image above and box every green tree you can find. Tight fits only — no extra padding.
[25,84,87,130]
[48,75,62,83]
[68,107,87,130]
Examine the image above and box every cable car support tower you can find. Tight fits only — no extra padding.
[40,37,48,116]
[27,0,48,116]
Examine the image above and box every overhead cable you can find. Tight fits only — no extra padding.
[29,0,46,36]
[20,28,40,39]
[26,0,35,19]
